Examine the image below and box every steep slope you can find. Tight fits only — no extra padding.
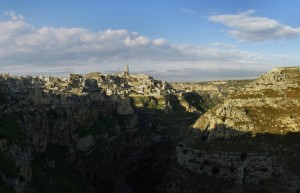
[0,93,138,193]
[193,67,300,138]
[176,67,300,193]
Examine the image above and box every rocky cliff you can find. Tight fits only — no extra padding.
[1,88,204,193]
[0,93,138,193]
[193,67,300,138]
[176,67,300,193]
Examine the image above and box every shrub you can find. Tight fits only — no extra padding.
[212,166,220,175]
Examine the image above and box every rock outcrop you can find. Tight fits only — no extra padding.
[193,67,300,138]
[0,93,138,192]
[177,145,299,193]
[176,67,300,193]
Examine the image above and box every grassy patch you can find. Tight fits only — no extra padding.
[286,87,300,98]
[247,105,300,134]
[74,114,136,143]
[230,92,262,99]
[74,126,107,145]
[131,96,165,109]
[181,92,207,112]
[74,116,115,137]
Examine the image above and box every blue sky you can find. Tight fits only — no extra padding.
[0,0,300,81]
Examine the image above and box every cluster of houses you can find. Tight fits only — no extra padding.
[0,66,174,105]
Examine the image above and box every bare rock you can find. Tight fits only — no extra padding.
[76,135,96,152]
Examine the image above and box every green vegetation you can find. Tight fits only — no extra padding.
[74,117,114,138]
[227,68,300,135]
[286,87,300,98]
[31,144,88,193]
[130,94,200,141]
[131,93,214,118]
[181,92,210,113]
[230,87,300,99]
[131,96,165,109]
[0,148,19,177]
[247,104,300,134]
[74,114,136,145]
[0,113,25,146]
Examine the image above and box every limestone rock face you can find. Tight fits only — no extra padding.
[0,140,31,193]
[117,96,134,115]
[20,95,136,152]
[193,67,300,138]
[0,94,138,193]
[176,145,299,193]
[76,135,96,151]
[125,114,138,129]
[176,67,300,193]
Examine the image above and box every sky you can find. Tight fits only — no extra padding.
[0,0,300,81]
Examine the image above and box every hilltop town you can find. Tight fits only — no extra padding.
[0,65,174,105]
[0,65,250,114]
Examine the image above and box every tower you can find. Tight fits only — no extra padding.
[124,64,129,76]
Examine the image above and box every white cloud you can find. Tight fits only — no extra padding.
[212,42,236,49]
[5,11,24,21]
[124,35,150,46]
[208,10,300,42]
[152,38,167,46]
[181,8,196,15]
[0,12,282,81]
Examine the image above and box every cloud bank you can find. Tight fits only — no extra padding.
[209,10,300,42]
[0,11,273,81]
